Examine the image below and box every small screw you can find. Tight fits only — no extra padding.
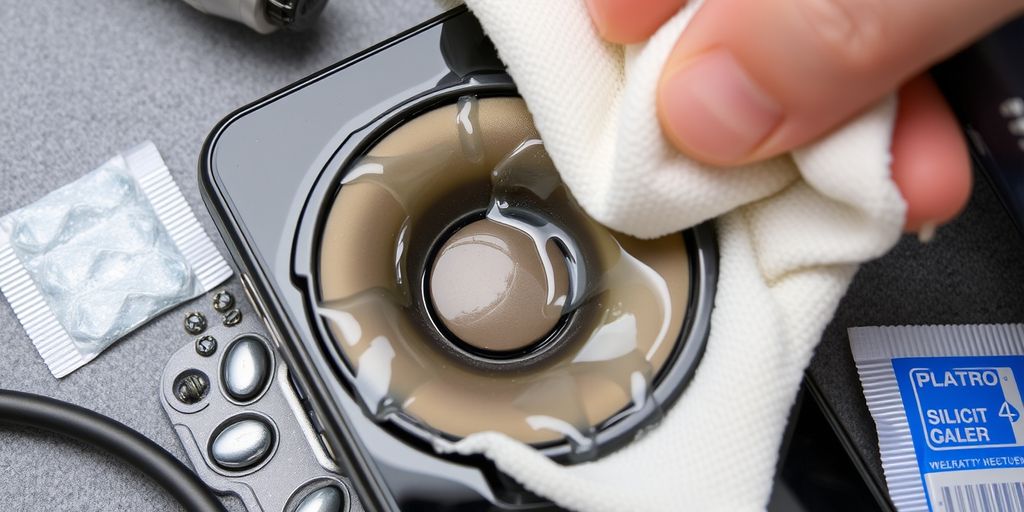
[175,373,209,405]
[184,311,207,335]
[195,335,217,357]
[212,290,235,313]
[223,308,242,327]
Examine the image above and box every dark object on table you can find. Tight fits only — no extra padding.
[934,15,1024,236]
[0,390,225,512]
[198,7,717,510]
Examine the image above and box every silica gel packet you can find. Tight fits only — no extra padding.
[0,142,232,377]
[851,324,1024,512]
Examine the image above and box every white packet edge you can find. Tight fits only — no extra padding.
[0,141,232,378]
[850,324,1024,512]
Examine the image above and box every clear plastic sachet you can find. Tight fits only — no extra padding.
[0,142,232,377]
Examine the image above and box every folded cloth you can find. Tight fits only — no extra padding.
[439,1,907,510]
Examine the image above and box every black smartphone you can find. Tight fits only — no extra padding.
[198,7,717,510]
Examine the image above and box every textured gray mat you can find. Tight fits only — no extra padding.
[0,1,439,510]
[1,1,1021,511]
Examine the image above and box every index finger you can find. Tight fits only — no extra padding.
[585,0,689,44]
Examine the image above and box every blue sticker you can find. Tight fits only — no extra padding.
[893,356,1024,510]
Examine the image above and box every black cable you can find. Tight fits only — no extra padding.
[0,389,225,512]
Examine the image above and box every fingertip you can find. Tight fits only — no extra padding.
[891,75,972,233]
[657,49,783,166]
[585,0,688,44]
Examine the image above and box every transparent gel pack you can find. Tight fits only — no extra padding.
[0,142,232,377]
[851,324,1024,512]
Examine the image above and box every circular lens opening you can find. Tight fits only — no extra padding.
[314,96,696,455]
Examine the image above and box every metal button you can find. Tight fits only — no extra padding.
[212,290,235,312]
[184,311,207,335]
[223,308,243,327]
[295,486,345,512]
[195,335,217,357]
[174,371,209,405]
[210,418,274,470]
[222,337,270,402]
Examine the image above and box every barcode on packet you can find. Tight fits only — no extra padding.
[938,482,1024,512]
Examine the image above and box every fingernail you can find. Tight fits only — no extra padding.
[660,49,782,162]
[583,0,608,36]
[917,221,937,243]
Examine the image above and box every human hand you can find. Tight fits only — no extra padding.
[585,0,1024,234]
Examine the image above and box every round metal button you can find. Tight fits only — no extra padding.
[195,335,217,357]
[212,290,235,312]
[295,486,346,512]
[173,370,209,405]
[223,308,243,327]
[209,418,274,470]
[184,311,207,335]
[221,337,270,402]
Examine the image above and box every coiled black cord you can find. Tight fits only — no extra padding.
[0,389,225,512]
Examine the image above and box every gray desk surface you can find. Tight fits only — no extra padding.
[1,1,1022,511]
[0,1,440,510]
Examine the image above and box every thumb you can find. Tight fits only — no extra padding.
[657,0,1024,165]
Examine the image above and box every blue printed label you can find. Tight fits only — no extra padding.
[894,356,1024,511]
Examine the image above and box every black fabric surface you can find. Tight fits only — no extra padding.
[809,168,1024,502]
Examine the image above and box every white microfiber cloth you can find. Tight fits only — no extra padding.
[437,1,908,510]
